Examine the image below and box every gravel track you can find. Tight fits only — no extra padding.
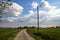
[14,29,35,40]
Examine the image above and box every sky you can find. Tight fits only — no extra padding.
[0,0,60,28]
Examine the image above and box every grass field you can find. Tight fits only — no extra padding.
[27,28,60,40]
[0,28,22,40]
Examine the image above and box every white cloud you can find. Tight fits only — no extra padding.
[3,2,23,16]
[1,0,60,27]
[1,2,24,23]
[40,0,56,10]
[29,0,60,26]
[0,17,17,22]
[23,10,35,18]
[16,10,35,23]
[31,1,39,9]
[7,17,17,22]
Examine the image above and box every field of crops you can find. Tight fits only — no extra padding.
[0,28,22,40]
[27,28,60,40]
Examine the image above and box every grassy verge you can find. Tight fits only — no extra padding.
[0,28,22,40]
[27,28,43,40]
[27,28,60,40]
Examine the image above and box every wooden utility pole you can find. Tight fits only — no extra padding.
[37,6,39,33]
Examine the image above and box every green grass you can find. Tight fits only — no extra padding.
[0,28,22,40]
[27,28,60,40]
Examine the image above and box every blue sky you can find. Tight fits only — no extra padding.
[0,0,60,27]
[12,0,60,16]
[12,0,60,15]
[12,0,38,16]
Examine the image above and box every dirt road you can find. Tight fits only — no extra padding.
[14,29,35,40]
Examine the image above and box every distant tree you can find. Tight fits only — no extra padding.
[17,26,22,29]
[51,27,55,28]
[32,26,35,28]
[56,26,60,28]
[23,26,28,28]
